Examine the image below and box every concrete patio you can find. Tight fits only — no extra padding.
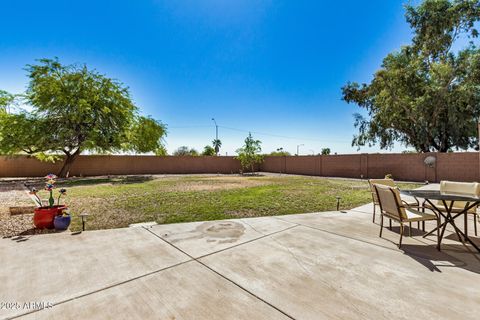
[1,200,479,319]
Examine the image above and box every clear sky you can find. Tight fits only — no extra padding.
[1,0,418,155]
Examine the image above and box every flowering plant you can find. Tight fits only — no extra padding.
[30,174,67,208]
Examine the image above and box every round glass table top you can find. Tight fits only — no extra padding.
[400,189,480,202]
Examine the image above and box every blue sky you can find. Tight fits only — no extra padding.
[1,0,419,155]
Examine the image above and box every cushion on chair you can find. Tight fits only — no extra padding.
[424,202,477,214]
[436,181,480,213]
[404,208,437,222]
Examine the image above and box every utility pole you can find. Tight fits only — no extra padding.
[296,144,304,156]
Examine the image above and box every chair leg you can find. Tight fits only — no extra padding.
[373,204,376,223]
[379,214,384,238]
[474,213,478,237]
[422,221,425,232]
[389,219,392,230]
[436,217,441,251]
[464,212,468,237]
[417,221,420,229]
[399,224,404,249]
[409,222,412,237]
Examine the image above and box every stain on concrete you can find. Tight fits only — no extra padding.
[197,221,246,241]
[165,221,247,245]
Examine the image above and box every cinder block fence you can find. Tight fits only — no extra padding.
[0,152,478,182]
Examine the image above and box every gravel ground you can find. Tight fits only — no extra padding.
[0,181,56,237]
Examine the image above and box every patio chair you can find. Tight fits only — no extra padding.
[423,181,479,236]
[374,184,439,249]
[368,179,420,223]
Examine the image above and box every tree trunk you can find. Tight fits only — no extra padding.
[58,150,81,178]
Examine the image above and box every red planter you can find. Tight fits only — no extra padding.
[33,205,67,229]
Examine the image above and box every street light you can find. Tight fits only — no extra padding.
[296,144,304,156]
[211,118,218,141]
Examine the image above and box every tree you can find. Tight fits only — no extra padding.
[212,139,222,155]
[202,145,216,156]
[0,111,47,155]
[154,145,168,156]
[342,0,480,152]
[173,146,199,156]
[0,58,166,176]
[127,116,166,154]
[321,148,331,155]
[236,133,264,174]
[269,147,291,156]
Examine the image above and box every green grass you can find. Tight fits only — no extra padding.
[37,175,421,231]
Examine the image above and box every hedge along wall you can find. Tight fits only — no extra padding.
[0,152,479,182]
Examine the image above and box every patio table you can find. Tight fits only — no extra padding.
[400,189,480,252]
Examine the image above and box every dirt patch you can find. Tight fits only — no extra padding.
[161,177,270,192]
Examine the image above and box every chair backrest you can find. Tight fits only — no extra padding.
[368,179,395,204]
[439,181,480,212]
[374,184,407,220]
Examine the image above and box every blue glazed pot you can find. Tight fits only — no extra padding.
[54,215,71,231]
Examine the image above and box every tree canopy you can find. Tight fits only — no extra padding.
[173,146,199,156]
[269,147,291,156]
[202,145,216,156]
[0,90,16,112]
[321,148,331,155]
[0,58,166,176]
[236,133,264,173]
[342,0,480,152]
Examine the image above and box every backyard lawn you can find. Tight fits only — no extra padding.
[25,174,419,232]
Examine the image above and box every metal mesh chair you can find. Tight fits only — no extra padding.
[374,184,439,249]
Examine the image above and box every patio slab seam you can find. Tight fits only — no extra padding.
[8,258,194,320]
[272,214,480,262]
[143,225,297,320]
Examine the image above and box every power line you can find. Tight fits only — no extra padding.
[167,123,350,143]
[218,125,350,143]
[168,125,212,129]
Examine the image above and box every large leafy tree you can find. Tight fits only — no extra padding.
[342,0,480,152]
[0,58,166,176]
[236,133,264,174]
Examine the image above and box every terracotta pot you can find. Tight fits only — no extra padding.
[33,205,67,229]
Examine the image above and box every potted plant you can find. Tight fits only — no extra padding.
[31,174,68,229]
[53,189,70,231]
